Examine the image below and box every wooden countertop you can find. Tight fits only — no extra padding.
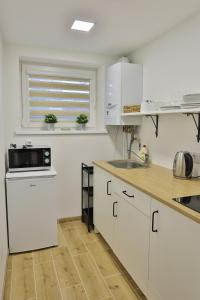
[93,160,200,224]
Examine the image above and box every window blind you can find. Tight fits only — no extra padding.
[28,74,90,123]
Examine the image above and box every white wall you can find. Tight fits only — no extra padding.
[129,13,200,168]
[0,34,8,299]
[4,44,122,218]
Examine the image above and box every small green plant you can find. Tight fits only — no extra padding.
[76,114,88,124]
[44,114,58,123]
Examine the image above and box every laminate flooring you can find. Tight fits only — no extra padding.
[3,220,146,300]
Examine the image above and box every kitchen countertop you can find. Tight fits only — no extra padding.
[93,160,200,224]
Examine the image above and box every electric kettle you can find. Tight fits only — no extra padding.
[173,151,193,179]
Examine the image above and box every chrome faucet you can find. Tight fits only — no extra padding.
[126,126,149,165]
[127,128,136,159]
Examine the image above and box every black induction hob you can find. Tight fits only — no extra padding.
[173,195,200,213]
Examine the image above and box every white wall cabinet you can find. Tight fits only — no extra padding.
[148,199,200,300]
[105,61,142,125]
[94,166,200,300]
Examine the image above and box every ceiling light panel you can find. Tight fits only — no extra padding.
[71,20,94,32]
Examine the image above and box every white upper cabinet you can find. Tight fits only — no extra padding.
[105,61,143,125]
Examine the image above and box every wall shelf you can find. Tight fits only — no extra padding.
[186,113,200,143]
[146,115,159,138]
[121,107,200,117]
[121,108,200,142]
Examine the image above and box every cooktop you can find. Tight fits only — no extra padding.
[173,195,200,213]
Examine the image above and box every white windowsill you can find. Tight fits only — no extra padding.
[15,128,108,135]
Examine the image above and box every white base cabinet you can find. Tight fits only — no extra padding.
[94,165,200,300]
[116,194,150,295]
[94,166,150,297]
[149,199,200,300]
[93,167,116,249]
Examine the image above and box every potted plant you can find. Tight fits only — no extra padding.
[76,114,88,130]
[44,114,58,130]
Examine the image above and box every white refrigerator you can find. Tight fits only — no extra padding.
[6,168,58,253]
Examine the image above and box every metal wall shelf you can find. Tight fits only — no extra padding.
[121,108,200,142]
[121,107,200,116]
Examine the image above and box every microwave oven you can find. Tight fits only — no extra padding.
[8,146,51,172]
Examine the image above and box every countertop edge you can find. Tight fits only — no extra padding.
[93,160,200,224]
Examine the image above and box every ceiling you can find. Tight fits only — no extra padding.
[0,0,200,56]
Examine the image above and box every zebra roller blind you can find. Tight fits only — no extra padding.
[29,74,90,122]
[22,64,96,126]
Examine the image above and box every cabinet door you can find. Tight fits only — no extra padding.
[149,199,200,300]
[93,167,115,248]
[116,194,150,296]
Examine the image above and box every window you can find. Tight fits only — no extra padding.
[21,63,96,128]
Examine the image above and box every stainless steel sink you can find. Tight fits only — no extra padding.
[108,160,146,169]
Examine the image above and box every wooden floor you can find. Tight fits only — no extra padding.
[3,220,146,300]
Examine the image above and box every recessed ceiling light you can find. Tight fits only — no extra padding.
[71,20,95,32]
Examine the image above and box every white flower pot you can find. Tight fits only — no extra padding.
[77,123,87,130]
[46,123,55,131]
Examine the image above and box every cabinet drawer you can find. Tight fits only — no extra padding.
[113,178,151,216]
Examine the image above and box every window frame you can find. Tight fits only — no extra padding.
[21,63,96,128]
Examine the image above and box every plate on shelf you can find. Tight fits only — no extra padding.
[181,103,200,108]
[183,94,200,102]
[160,105,181,110]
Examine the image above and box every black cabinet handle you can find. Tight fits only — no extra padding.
[122,190,134,198]
[107,180,111,195]
[152,210,159,232]
[113,201,118,217]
